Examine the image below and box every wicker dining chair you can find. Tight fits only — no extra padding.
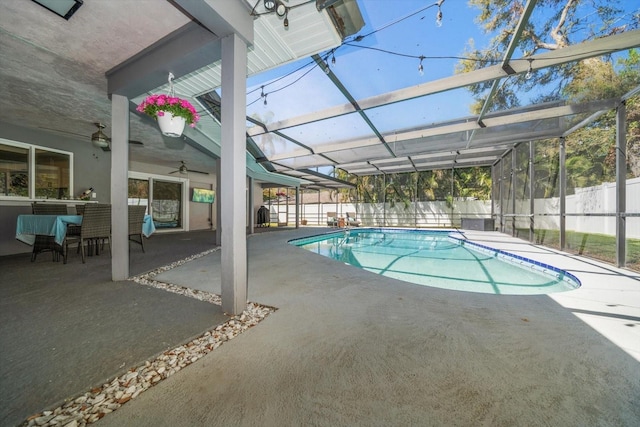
[128,205,147,252]
[66,204,85,240]
[31,202,69,215]
[31,202,69,261]
[64,204,111,263]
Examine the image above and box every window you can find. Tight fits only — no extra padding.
[128,178,149,208]
[0,143,28,197]
[0,140,72,199]
[35,149,71,199]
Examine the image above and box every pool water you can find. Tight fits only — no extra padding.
[290,229,580,295]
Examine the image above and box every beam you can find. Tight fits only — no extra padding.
[106,22,221,98]
[175,0,254,45]
[474,0,538,134]
[247,29,640,136]
[265,98,617,163]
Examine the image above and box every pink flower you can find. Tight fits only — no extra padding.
[137,93,200,125]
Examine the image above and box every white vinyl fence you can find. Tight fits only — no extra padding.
[291,177,640,238]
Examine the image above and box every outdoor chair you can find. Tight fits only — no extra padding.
[346,212,361,227]
[66,204,85,240]
[64,204,111,263]
[128,205,147,252]
[31,202,69,261]
[32,202,68,215]
[327,212,339,227]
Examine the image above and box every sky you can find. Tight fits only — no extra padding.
[242,0,638,173]
[247,0,489,120]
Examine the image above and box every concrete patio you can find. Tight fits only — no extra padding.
[2,227,639,426]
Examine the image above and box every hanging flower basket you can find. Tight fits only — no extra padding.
[136,73,200,138]
[156,111,186,137]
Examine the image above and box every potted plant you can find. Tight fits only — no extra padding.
[137,94,200,137]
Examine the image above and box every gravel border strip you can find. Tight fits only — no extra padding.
[22,249,277,427]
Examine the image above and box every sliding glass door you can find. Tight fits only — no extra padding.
[152,180,182,229]
[128,172,187,231]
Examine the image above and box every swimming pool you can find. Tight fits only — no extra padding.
[290,228,580,295]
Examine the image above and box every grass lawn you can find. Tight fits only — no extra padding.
[514,228,640,272]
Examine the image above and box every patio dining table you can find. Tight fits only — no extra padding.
[16,214,155,244]
[16,214,83,261]
[16,214,83,246]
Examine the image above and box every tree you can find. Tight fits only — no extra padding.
[457,0,638,112]
[460,1,640,190]
[563,49,640,179]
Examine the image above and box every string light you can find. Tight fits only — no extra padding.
[247,0,578,107]
[284,9,289,28]
[245,0,610,111]
[436,0,444,27]
[525,58,533,80]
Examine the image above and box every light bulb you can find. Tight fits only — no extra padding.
[263,94,268,106]
[284,13,289,28]
[436,9,443,27]
[325,61,331,74]
[418,57,425,76]
[525,59,533,80]
[331,54,336,66]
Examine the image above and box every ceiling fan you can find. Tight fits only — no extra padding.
[169,161,209,175]
[37,122,143,151]
[91,122,143,151]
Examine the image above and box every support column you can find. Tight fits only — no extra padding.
[220,33,247,315]
[215,158,221,246]
[559,137,566,250]
[248,177,254,235]
[414,172,418,228]
[499,159,504,232]
[295,186,300,228]
[111,94,129,281]
[318,190,321,226]
[616,101,627,267]
[450,167,455,227]
[529,141,535,243]
[491,164,496,226]
[511,148,517,236]
[382,174,386,227]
